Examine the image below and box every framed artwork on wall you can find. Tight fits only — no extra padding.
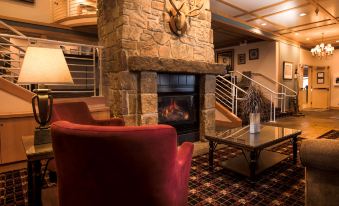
[317,72,325,84]
[216,49,234,72]
[238,53,246,65]
[283,62,293,80]
[249,48,259,60]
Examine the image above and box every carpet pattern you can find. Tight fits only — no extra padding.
[188,140,305,206]
[0,139,306,206]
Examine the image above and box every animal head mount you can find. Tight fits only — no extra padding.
[168,0,206,36]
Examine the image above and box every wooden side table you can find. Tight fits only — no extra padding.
[22,135,54,206]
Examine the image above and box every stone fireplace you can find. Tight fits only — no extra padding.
[97,0,223,140]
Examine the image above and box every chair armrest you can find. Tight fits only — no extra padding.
[300,139,339,171]
[92,118,125,126]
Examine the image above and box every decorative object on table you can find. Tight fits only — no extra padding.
[283,61,293,80]
[249,48,259,60]
[311,33,334,58]
[241,84,268,133]
[167,0,206,36]
[317,72,325,84]
[18,47,73,145]
[238,53,246,65]
[216,49,234,72]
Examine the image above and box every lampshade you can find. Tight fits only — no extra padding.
[18,47,74,84]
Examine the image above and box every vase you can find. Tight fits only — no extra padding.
[249,113,260,133]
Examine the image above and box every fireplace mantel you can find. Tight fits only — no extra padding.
[128,56,224,74]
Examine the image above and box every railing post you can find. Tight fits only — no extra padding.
[98,48,103,96]
[235,88,238,116]
[231,83,235,114]
[270,94,273,122]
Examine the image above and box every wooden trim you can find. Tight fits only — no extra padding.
[247,3,310,22]
[215,102,242,128]
[234,0,291,18]
[216,0,288,29]
[0,78,34,103]
[55,14,97,24]
[275,18,333,33]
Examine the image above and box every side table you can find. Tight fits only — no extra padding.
[22,135,54,206]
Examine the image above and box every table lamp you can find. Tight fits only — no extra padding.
[18,47,74,145]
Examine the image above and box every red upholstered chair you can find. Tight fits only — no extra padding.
[46,101,124,177]
[51,101,125,126]
[51,121,194,206]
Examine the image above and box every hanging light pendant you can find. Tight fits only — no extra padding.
[311,33,334,58]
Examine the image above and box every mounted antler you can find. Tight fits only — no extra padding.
[168,0,206,36]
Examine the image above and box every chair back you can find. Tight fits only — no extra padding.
[51,102,94,124]
[51,121,178,206]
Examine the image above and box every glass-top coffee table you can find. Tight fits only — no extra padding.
[206,125,302,178]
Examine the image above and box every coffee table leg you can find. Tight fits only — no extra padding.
[249,150,258,178]
[292,136,298,164]
[209,141,216,171]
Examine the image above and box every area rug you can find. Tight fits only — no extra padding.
[0,140,304,206]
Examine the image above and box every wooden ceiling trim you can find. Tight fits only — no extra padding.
[275,18,333,34]
[216,0,288,29]
[246,3,310,22]
[279,22,337,35]
[234,0,291,18]
[308,0,338,23]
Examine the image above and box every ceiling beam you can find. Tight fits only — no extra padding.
[275,18,333,33]
[279,22,337,35]
[246,3,310,22]
[307,0,338,23]
[234,0,291,18]
[216,0,288,30]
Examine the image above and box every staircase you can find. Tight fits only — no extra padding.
[216,71,297,125]
[0,21,103,98]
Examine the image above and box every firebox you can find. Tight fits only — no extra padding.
[158,73,199,144]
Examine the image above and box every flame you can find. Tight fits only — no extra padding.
[160,98,190,121]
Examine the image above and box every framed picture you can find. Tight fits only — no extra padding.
[238,53,246,65]
[249,48,259,60]
[317,72,325,84]
[283,62,293,80]
[216,49,234,72]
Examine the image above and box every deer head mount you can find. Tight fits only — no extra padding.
[168,0,206,36]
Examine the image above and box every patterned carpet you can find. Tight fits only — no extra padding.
[0,138,307,206]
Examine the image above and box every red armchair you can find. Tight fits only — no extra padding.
[51,121,194,206]
[51,101,124,126]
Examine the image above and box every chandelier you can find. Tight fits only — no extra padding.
[311,33,334,57]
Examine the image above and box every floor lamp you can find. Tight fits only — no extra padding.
[18,47,73,145]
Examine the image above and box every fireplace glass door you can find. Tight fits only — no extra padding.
[158,95,197,125]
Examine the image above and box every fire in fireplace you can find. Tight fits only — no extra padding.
[157,73,199,144]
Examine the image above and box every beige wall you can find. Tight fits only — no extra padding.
[300,48,339,108]
[0,0,52,23]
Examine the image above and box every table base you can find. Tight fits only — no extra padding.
[220,150,288,177]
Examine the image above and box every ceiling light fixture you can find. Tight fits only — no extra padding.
[336,40,339,43]
[306,38,310,40]
[299,13,307,17]
[311,33,334,58]
[295,33,299,36]
[261,23,267,26]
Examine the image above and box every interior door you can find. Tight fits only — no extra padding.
[310,66,330,109]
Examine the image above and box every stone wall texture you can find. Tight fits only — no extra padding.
[98,0,217,138]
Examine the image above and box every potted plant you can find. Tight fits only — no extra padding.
[241,84,268,133]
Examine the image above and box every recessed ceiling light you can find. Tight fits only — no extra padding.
[336,40,339,43]
[306,38,310,40]
[261,23,267,26]
[295,33,299,36]
[299,13,307,17]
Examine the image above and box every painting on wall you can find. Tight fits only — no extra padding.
[317,72,325,84]
[283,62,293,80]
[238,53,246,65]
[249,48,259,60]
[216,49,234,72]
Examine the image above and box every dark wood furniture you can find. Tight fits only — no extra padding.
[206,125,301,178]
[22,135,53,206]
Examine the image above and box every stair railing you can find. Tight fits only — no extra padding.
[216,74,247,116]
[230,71,286,122]
[252,72,297,113]
[0,33,103,97]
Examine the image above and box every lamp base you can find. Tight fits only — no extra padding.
[34,127,51,145]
